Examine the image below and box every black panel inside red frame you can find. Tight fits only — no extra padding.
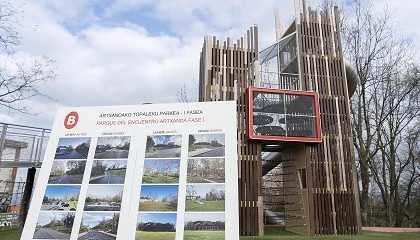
[247,87,321,143]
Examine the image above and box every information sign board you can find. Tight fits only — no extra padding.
[21,101,238,240]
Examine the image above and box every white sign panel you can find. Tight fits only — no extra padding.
[21,101,238,240]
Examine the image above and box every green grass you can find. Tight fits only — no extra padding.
[186,177,224,183]
[142,174,179,183]
[240,226,420,240]
[0,228,22,240]
[108,169,126,177]
[135,230,175,240]
[1,226,420,240]
[139,201,178,211]
[185,200,225,211]
[186,177,211,183]
[184,230,225,240]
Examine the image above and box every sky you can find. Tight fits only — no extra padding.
[192,134,225,145]
[86,184,124,198]
[82,212,119,227]
[186,184,225,198]
[44,185,81,198]
[151,135,182,145]
[57,137,91,148]
[184,212,225,222]
[138,212,177,224]
[140,184,178,200]
[97,136,131,147]
[0,0,419,129]
[93,160,128,169]
[37,212,73,226]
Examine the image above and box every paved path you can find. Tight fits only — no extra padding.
[79,230,116,240]
[33,228,70,239]
[90,175,124,184]
[190,147,225,157]
[55,150,86,159]
[49,174,81,184]
[363,227,420,232]
[95,149,129,159]
[145,148,181,158]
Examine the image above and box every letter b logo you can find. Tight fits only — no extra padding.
[64,111,79,129]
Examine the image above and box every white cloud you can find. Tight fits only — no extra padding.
[0,0,418,129]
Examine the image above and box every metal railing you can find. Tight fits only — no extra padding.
[0,122,51,168]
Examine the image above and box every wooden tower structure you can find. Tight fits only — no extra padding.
[199,0,361,236]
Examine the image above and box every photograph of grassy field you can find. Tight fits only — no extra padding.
[187,158,224,183]
[184,213,225,240]
[185,184,225,211]
[136,213,176,240]
[142,159,180,184]
[139,185,179,211]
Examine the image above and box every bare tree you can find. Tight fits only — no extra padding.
[0,1,56,114]
[341,0,420,226]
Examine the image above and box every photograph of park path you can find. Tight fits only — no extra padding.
[185,184,225,211]
[49,160,86,184]
[55,137,91,159]
[184,213,225,240]
[136,213,176,240]
[188,134,225,157]
[78,212,119,240]
[33,212,74,239]
[139,185,178,211]
[89,160,127,184]
[145,135,182,158]
[41,185,80,211]
[94,136,130,159]
[142,159,180,184]
[84,185,123,211]
[187,158,225,183]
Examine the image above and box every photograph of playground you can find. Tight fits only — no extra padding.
[49,160,86,184]
[136,213,176,240]
[94,136,131,159]
[142,159,180,184]
[185,184,225,211]
[145,135,182,158]
[139,185,178,211]
[78,212,119,240]
[84,185,123,211]
[33,212,74,239]
[41,185,80,211]
[187,158,225,183]
[90,160,127,184]
[55,137,91,159]
[188,134,225,157]
[184,213,225,240]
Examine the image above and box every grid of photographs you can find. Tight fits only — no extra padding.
[185,133,226,239]
[33,137,91,239]
[34,130,229,239]
[78,136,131,239]
[137,134,181,240]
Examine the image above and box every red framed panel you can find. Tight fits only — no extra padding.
[246,87,322,143]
